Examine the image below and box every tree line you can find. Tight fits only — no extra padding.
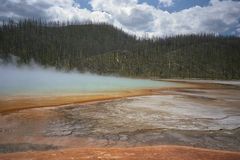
[0,19,240,79]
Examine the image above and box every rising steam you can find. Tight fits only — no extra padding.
[0,57,175,96]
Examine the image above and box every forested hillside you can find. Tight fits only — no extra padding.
[0,20,240,79]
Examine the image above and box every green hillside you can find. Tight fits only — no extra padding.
[0,20,240,79]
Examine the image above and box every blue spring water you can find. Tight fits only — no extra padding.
[0,64,180,96]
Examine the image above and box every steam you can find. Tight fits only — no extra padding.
[0,58,175,96]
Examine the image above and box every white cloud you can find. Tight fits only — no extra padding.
[90,0,240,37]
[0,0,112,23]
[159,0,174,7]
[0,0,240,37]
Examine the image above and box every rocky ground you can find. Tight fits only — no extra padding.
[0,81,240,159]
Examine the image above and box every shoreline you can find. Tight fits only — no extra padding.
[2,79,235,114]
[0,81,201,114]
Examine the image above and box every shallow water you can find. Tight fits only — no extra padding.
[0,64,179,96]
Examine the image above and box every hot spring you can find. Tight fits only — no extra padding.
[0,63,181,96]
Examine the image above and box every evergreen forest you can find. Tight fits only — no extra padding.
[0,20,240,79]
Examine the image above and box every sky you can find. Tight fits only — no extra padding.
[1,0,240,37]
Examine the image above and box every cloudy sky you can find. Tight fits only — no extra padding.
[1,0,240,37]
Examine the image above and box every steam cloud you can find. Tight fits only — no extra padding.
[0,57,171,96]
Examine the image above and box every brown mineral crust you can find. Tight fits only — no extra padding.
[0,82,199,113]
[0,146,240,160]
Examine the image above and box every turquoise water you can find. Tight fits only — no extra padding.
[0,64,179,96]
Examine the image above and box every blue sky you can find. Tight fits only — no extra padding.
[76,0,210,12]
[157,0,210,12]
[76,0,92,9]
[1,0,240,37]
